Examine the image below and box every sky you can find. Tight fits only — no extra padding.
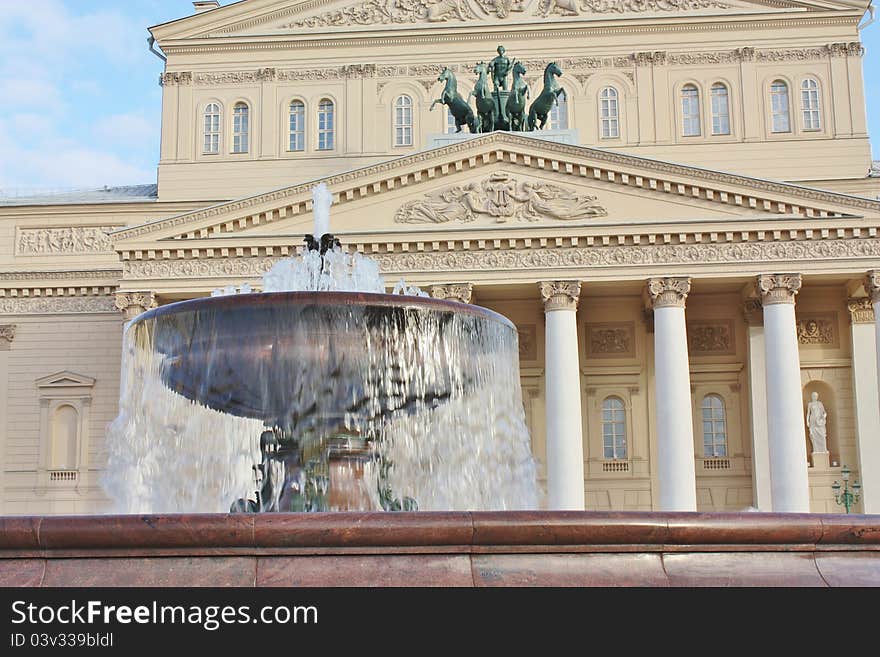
[0,0,878,192]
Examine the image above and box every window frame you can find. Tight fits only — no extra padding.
[680,84,702,137]
[801,78,822,132]
[770,79,792,134]
[202,102,222,155]
[393,94,414,147]
[231,101,250,154]
[710,82,731,136]
[701,394,728,458]
[547,93,569,131]
[288,99,306,152]
[317,98,335,151]
[599,86,620,140]
[601,396,628,460]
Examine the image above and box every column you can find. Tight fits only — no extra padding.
[757,274,809,512]
[430,283,473,304]
[0,324,15,514]
[858,273,880,512]
[115,292,158,323]
[540,281,585,510]
[646,277,696,511]
[743,297,772,510]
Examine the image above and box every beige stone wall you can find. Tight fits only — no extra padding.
[1,313,121,515]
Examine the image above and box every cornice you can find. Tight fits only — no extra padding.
[0,286,118,315]
[158,16,860,54]
[114,134,879,245]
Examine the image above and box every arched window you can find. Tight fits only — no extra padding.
[770,80,791,133]
[289,100,305,151]
[203,103,220,154]
[801,78,821,131]
[394,95,413,146]
[446,108,457,134]
[50,405,78,470]
[710,83,730,135]
[599,87,619,139]
[701,395,728,457]
[232,102,249,153]
[681,85,701,136]
[317,99,335,151]
[602,397,627,460]
[547,93,569,130]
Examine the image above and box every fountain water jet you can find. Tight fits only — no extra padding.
[102,184,538,514]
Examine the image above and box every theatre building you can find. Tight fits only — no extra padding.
[2,0,880,514]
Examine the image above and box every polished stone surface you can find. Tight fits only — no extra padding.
[1,511,878,587]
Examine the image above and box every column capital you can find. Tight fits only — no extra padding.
[430,283,473,304]
[756,273,802,305]
[540,281,581,312]
[115,291,158,321]
[742,297,763,326]
[646,277,691,309]
[847,297,875,324]
[0,324,16,351]
[865,270,880,303]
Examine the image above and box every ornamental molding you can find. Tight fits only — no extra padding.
[0,269,122,282]
[646,277,691,308]
[0,324,15,348]
[15,226,123,256]
[847,297,874,324]
[865,270,880,303]
[756,273,802,305]
[742,297,763,326]
[121,238,880,280]
[687,319,734,354]
[114,133,879,243]
[430,282,473,303]
[517,324,538,360]
[395,173,606,224]
[796,312,837,346]
[586,322,635,358]
[540,280,581,311]
[0,296,117,315]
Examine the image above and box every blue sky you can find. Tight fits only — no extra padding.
[0,0,878,191]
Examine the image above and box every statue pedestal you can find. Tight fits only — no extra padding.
[811,451,831,469]
[426,129,580,149]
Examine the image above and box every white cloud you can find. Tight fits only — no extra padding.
[92,112,158,145]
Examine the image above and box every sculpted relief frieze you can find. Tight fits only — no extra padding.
[16,227,122,255]
[395,173,607,224]
[796,313,837,347]
[0,296,117,315]
[122,238,880,281]
[687,320,734,355]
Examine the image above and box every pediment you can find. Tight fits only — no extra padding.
[35,371,96,390]
[149,0,860,40]
[113,132,880,250]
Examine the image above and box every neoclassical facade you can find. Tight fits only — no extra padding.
[2,0,879,514]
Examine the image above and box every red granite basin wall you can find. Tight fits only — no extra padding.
[1,512,879,587]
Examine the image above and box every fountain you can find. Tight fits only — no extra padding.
[102,183,538,514]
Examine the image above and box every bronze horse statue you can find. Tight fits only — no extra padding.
[431,67,476,133]
[470,62,497,133]
[528,62,565,131]
[505,60,529,132]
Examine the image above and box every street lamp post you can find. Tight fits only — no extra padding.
[831,465,861,514]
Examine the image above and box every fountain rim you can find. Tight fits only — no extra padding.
[132,290,517,330]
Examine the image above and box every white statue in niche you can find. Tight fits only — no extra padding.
[806,391,828,453]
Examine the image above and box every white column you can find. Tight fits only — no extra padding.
[0,324,14,515]
[856,277,880,512]
[743,298,772,510]
[757,274,810,512]
[646,277,696,511]
[540,281,585,510]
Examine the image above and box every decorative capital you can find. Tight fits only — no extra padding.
[865,270,880,303]
[115,291,157,321]
[430,283,473,304]
[756,273,802,305]
[0,324,16,350]
[742,297,763,326]
[847,297,875,324]
[540,281,581,312]
[646,277,691,309]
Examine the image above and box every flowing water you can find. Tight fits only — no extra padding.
[101,185,538,513]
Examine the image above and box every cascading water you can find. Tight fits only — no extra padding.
[102,184,538,513]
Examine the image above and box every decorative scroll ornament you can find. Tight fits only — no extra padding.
[865,270,880,303]
[430,283,473,304]
[756,273,802,305]
[115,292,158,321]
[646,277,691,309]
[847,297,874,324]
[395,173,606,224]
[540,280,581,311]
[0,324,15,346]
[796,317,835,345]
[578,0,729,12]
